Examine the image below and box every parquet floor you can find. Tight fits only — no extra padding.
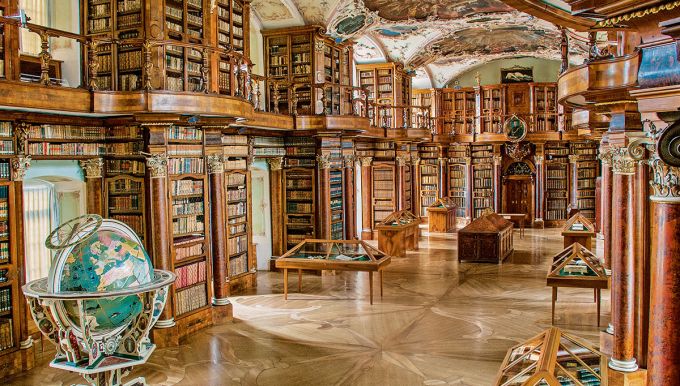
[7,227,608,386]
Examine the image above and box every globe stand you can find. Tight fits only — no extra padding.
[22,215,176,386]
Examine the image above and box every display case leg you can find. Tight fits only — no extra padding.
[283,269,288,300]
[369,271,373,305]
[380,270,384,298]
[298,269,302,292]
[552,287,557,325]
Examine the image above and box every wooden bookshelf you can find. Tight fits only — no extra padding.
[167,126,211,319]
[0,122,12,179]
[418,145,439,217]
[105,175,146,241]
[329,168,344,239]
[215,0,246,54]
[222,135,250,170]
[441,88,476,135]
[571,142,599,221]
[225,170,251,278]
[411,89,433,129]
[530,83,558,132]
[447,144,468,219]
[471,144,494,219]
[356,63,411,128]
[284,168,316,249]
[372,162,397,228]
[545,142,570,223]
[263,26,353,115]
[251,136,285,157]
[0,5,6,79]
[402,162,413,212]
[480,85,504,134]
[0,174,18,363]
[27,124,106,157]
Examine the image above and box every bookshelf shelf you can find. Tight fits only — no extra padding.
[0,181,18,357]
[225,170,251,278]
[571,142,598,221]
[372,162,396,227]
[418,145,439,217]
[545,142,570,222]
[448,145,468,219]
[471,144,493,219]
[284,168,316,248]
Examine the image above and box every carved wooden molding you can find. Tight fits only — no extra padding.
[396,155,409,166]
[611,148,636,175]
[343,155,356,168]
[79,158,104,179]
[598,146,614,166]
[266,157,284,171]
[411,156,421,166]
[145,153,168,178]
[359,156,373,167]
[11,156,31,182]
[317,154,332,169]
[207,154,224,174]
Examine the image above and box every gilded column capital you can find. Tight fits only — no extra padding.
[598,146,614,166]
[568,154,580,164]
[464,156,472,166]
[644,121,680,200]
[343,155,356,168]
[206,154,224,174]
[534,155,544,165]
[316,154,332,169]
[411,156,421,166]
[79,158,104,179]
[145,153,168,178]
[611,148,636,175]
[396,154,409,166]
[359,156,373,167]
[648,156,680,199]
[438,157,448,165]
[493,155,503,166]
[267,157,284,171]
[11,156,31,182]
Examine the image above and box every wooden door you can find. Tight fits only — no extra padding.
[506,178,531,217]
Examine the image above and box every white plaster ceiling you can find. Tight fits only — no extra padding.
[251,0,587,87]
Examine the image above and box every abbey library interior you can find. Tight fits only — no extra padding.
[0,0,679,385]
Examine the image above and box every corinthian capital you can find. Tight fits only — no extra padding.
[266,157,284,171]
[359,157,373,167]
[611,148,636,175]
[79,158,104,179]
[145,153,168,178]
[206,154,224,174]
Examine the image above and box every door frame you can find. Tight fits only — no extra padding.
[501,160,536,224]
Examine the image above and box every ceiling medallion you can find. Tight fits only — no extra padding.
[505,142,531,162]
[504,114,527,142]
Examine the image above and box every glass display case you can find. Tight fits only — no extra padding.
[561,213,596,249]
[375,210,421,257]
[495,327,608,386]
[547,243,609,326]
[275,239,391,304]
[427,197,457,233]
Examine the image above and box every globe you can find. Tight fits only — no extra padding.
[48,216,153,333]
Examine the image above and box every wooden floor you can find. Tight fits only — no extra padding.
[8,227,608,386]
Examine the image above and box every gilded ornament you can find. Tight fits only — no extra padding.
[206,154,224,174]
[11,156,31,181]
[568,154,580,164]
[79,158,104,179]
[648,156,680,199]
[611,148,636,175]
[359,156,373,167]
[267,157,284,171]
[343,155,356,168]
[534,155,544,165]
[317,154,332,169]
[145,153,168,178]
[396,155,409,166]
[493,155,503,166]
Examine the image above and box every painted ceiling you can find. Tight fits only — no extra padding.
[250,0,587,88]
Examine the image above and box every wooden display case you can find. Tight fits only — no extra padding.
[495,327,608,385]
[263,25,353,115]
[427,197,457,233]
[547,243,609,326]
[375,210,420,258]
[276,239,391,304]
[458,213,513,263]
[561,213,596,249]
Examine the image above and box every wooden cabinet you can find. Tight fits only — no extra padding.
[458,213,513,263]
[375,211,420,258]
[263,26,353,115]
[357,62,411,128]
[441,88,476,135]
[426,197,457,233]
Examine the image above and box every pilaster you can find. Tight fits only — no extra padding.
[79,158,104,216]
[360,156,373,239]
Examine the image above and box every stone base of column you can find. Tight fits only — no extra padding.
[211,301,233,324]
[609,357,639,372]
[151,323,179,349]
[609,368,647,386]
[600,329,613,357]
[533,218,544,229]
[20,342,35,372]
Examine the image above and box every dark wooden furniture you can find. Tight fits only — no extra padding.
[19,54,62,85]
[561,212,596,249]
[427,197,457,233]
[498,213,528,238]
[547,243,609,326]
[275,239,391,305]
[458,213,514,263]
[375,210,420,257]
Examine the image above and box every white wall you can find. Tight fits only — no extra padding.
[250,159,272,270]
[355,165,362,238]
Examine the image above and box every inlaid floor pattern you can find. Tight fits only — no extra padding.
[8,228,608,386]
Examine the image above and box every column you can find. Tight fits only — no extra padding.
[316,154,331,239]
[12,156,34,369]
[464,156,472,220]
[438,157,447,198]
[646,130,680,383]
[343,155,356,239]
[609,147,638,372]
[634,149,650,369]
[267,157,284,257]
[396,155,407,210]
[534,155,544,228]
[569,154,580,212]
[599,148,614,269]
[146,153,177,345]
[207,154,229,304]
[493,155,503,212]
[79,158,104,215]
[360,157,373,239]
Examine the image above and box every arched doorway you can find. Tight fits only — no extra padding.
[502,161,535,225]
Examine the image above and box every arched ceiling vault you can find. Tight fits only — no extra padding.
[250,0,588,87]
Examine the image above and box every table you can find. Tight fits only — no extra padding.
[498,213,527,238]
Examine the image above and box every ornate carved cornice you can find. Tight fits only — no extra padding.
[598,146,614,166]
[11,156,31,182]
[79,158,104,179]
[396,154,409,166]
[648,157,680,199]
[343,155,356,168]
[266,157,284,171]
[206,154,224,174]
[317,154,332,169]
[639,121,680,200]
[611,148,636,175]
[411,156,421,166]
[506,142,531,162]
[145,153,168,178]
[359,156,373,167]
[594,1,680,28]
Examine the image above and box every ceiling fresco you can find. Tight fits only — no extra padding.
[250,0,587,87]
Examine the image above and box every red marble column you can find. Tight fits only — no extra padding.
[600,155,613,269]
[634,158,649,368]
[438,157,447,198]
[343,155,356,239]
[647,156,680,384]
[267,157,284,257]
[360,157,373,239]
[609,148,638,372]
[80,158,104,216]
[534,155,544,228]
[207,154,229,304]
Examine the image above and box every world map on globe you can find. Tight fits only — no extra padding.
[58,229,153,332]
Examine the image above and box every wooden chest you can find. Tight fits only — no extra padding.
[426,197,457,233]
[458,213,514,263]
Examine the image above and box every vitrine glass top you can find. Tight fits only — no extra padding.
[279,239,387,262]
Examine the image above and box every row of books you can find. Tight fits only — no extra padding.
[0,162,8,180]
[227,173,246,186]
[168,158,204,174]
[286,190,312,200]
[0,288,10,312]
[473,188,493,197]
[118,50,142,71]
[89,18,111,34]
[421,176,438,184]
[120,73,141,91]
[577,198,596,209]
[253,148,286,156]
[173,215,205,235]
[225,159,247,170]
[473,178,492,188]
[286,179,312,189]
[172,199,204,216]
[228,202,246,217]
[0,318,13,351]
[175,242,204,261]
[228,235,248,255]
[175,283,208,315]
[175,260,207,290]
[229,222,246,235]
[547,169,567,178]
[172,180,204,195]
[109,196,141,211]
[578,179,596,189]
[230,254,248,276]
[168,126,203,141]
[0,122,11,137]
[29,125,102,139]
[547,200,569,210]
[107,160,144,175]
[29,143,104,156]
[545,210,567,221]
[0,240,9,263]
[373,181,394,190]
[287,202,312,213]
[546,180,567,190]
[547,191,568,198]
[110,215,143,237]
[227,188,247,201]
[449,178,466,187]
[108,179,142,193]
[577,169,597,178]
[168,144,203,156]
